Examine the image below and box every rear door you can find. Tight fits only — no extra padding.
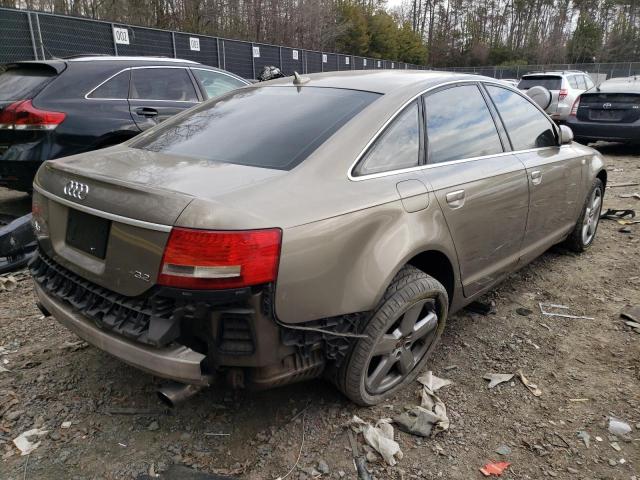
[422,83,530,297]
[128,67,200,131]
[485,84,583,264]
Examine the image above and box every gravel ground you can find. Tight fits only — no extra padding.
[1,144,639,480]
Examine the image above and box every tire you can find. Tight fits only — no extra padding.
[336,265,448,406]
[564,178,604,252]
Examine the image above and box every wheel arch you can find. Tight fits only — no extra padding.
[406,249,456,306]
[596,168,607,189]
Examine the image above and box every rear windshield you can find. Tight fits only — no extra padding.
[130,86,380,170]
[0,67,56,101]
[518,76,562,91]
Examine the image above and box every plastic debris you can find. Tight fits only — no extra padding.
[495,445,512,456]
[350,416,403,466]
[393,372,452,438]
[480,461,511,476]
[577,431,590,448]
[608,418,632,437]
[516,370,542,397]
[0,275,17,292]
[539,303,594,320]
[621,306,640,322]
[61,421,72,429]
[13,428,49,455]
[484,373,514,389]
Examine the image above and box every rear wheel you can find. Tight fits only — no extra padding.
[565,178,604,252]
[337,265,448,405]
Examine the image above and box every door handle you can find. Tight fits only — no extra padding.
[531,170,542,185]
[135,107,158,118]
[445,189,465,208]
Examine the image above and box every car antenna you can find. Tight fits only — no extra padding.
[292,71,310,85]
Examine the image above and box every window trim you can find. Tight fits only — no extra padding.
[348,79,561,182]
[422,82,506,166]
[128,66,201,103]
[352,98,425,177]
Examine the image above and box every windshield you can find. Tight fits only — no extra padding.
[518,76,562,91]
[131,86,380,170]
[0,67,56,102]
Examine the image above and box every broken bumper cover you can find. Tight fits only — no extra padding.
[34,282,213,386]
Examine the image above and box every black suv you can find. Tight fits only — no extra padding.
[0,56,248,191]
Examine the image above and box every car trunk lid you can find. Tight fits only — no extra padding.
[577,92,640,123]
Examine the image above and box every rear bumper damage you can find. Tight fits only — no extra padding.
[30,251,361,389]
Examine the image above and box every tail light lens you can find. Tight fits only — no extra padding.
[570,97,580,116]
[0,100,66,130]
[558,89,569,101]
[158,228,282,290]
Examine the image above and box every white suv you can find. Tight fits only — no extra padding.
[518,71,595,121]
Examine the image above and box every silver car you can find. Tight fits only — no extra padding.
[518,71,595,121]
[30,71,606,406]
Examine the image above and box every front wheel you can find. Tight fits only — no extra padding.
[336,266,448,406]
[565,178,604,252]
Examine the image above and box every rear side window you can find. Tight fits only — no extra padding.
[486,85,557,150]
[355,101,420,176]
[191,69,246,99]
[87,71,129,99]
[0,67,55,101]
[518,76,562,90]
[424,84,503,164]
[130,68,198,102]
[131,87,379,170]
[568,76,579,88]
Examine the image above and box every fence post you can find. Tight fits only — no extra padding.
[34,13,45,59]
[321,52,324,72]
[222,40,226,70]
[110,23,118,55]
[629,62,632,77]
[26,12,38,60]
[251,42,256,79]
[279,46,283,70]
[216,38,221,68]
[171,32,176,58]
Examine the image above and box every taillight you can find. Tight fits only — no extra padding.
[0,100,66,130]
[158,228,282,290]
[558,89,569,101]
[570,97,580,116]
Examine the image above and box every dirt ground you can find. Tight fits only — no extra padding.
[1,144,639,480]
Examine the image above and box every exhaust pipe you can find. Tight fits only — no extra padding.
[157,382,203,407]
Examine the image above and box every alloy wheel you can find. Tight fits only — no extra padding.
[582,186,602,245]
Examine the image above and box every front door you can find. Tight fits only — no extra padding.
[128,67,200,131]
[422,84,530,297]
[483,84,583,264]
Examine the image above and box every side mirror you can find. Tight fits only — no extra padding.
[559,124,574,145]
[526,86,552,110]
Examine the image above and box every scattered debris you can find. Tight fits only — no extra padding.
[620,305,640,323]
[0,275,18,292]
[539,303,594,320]
[608,182,640,188]
[495,445,512,456]
[619,227,633,233]
[619,192,640,200]
[347,430,372,480]
[483,373,514,389]
[60,421,72,429]
[466,300,496,315]
[59,340,89,351]
[611,442,622,452]
[480,461,511,477]
[516,370,542,397]
[516,307,533,316]
[13,428,49,455]
[393,372,452,438]
[275,411,305,480]
[577,431,591,448]
[350,416,403,466]
[0,364,10,373]
[204,432,230,437]
[608,418,631,437]
[568,398,590,402]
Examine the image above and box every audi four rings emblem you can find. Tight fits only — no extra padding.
[63,180,89,200]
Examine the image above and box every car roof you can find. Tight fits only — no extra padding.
[261,70,491,95]
[67,55,199,64]
[522,71,585,77]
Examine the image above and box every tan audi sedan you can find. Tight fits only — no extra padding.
[30,71,606,406]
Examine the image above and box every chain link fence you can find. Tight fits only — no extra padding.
[0,7,420,79]
[437,63,640,81]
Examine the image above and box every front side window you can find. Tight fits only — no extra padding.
[424,84,503,164]
[486,85,557,150]
[192,69,246,99]
[354,101,420,176]
[584,75,595,89]
[131,87,379,170]
[88,70,129,99]
[130,68,198,102]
